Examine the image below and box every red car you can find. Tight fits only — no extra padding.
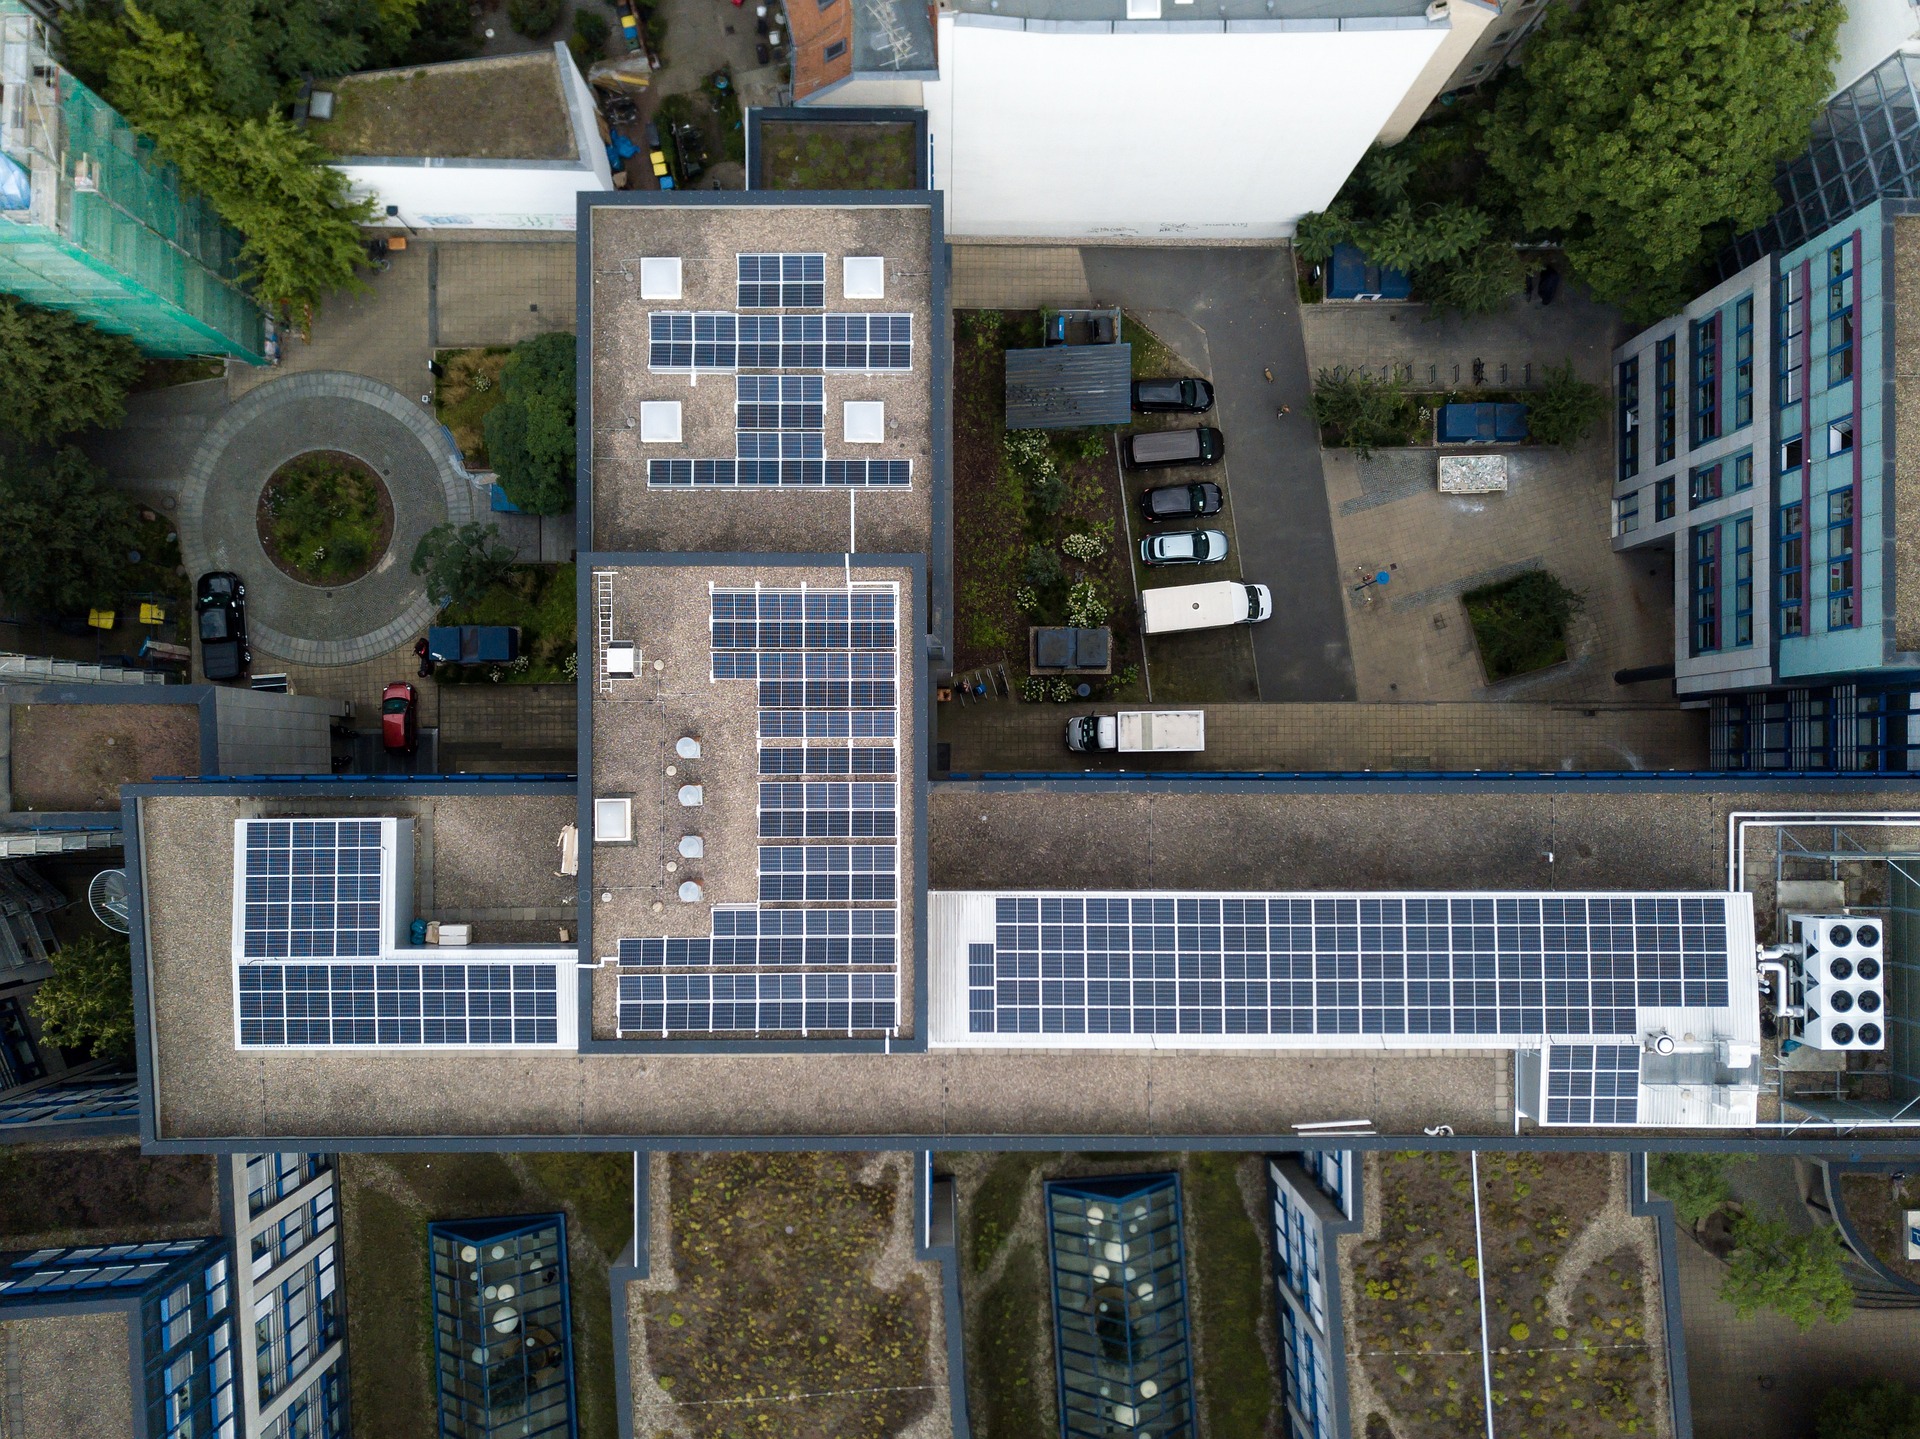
[381,682,418,754]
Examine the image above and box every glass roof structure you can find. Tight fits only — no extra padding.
[428,1214,576,1439]
[1046,1175,1195,1439]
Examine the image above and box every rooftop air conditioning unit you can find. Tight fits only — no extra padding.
[1793,914,1885,1051]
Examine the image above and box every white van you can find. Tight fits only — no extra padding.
[1140,581,1272,635]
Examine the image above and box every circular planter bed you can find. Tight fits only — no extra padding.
[256,451,394,587]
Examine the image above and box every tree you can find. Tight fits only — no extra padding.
[1524,360,1609,448]
[0,299,145,444]
[484,331,576,515]
[569,4,610,62]
[30,933,136,1061]
[1720,1210,1854,1329]
[1817,1380,1920,1439]
[1412,243,1530,319]
[97,7,375,330]
[1482,0,1843,322]
[0,448,141,615]
[507,0,561,37]
[1649,1152,1750,1227]
[412,521,516,607]
[1310,367,1414,459]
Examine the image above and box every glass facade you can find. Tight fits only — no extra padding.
[0,1070,138,1131]
[428,1214,576,1439]
[1045,1175,1194,1439]
[1267,1154,1356,1439]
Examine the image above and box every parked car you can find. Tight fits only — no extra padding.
[1140,581,1273,635]
[1131,377,1215,414]
[194,571,248,682]
[1140,528,1229,566]
[1139,482,1223,523]
[1124,426,1224,469]
[381,682,418,754]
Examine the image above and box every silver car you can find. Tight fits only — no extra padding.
[1140,528,1229,567]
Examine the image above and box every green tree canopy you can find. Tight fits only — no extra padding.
[0,299,145,444]
[1649,1152,1750,1227]
[412,521,516,608]
[0,448,140,615]
[1524,361,1609,448]
[1817,1380,1920,1439]
[1482,0,1843,322]
[95,6,376,328]
[484,331,577,515]
[29,932,136,1061]
[1720,1210,1854,1329]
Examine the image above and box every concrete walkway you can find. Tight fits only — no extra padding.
[178,372,475,667]
[936,699,1708,773]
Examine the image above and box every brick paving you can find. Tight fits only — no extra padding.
[1675,1230,1920,1439]
[438,683,577,750]
[434,242,576,347]
[949,245,1094,309]
[1299,287,1625,389]
[258,640,441,730]
[936,698,1707,773]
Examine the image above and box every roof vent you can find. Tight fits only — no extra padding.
[1127,0,1161,18]
[1425,0,1449,19]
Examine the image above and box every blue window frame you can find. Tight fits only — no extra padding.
[1655,337,1677,463]
[1617,357,1640,481]
[1733,295,1754,427]
[1691,525,1721,653]
[1733,515,1753,647]
[1655,477,1675,521]
[1778,502,1805,637]
[1827,241,1855,386]
[1828,487,1856,629]
[1689,461,1721,507]
[1732,451,1753,491]
[1779,266,1805,405]
[1691,313,1720,443]
[1614,490,1640,536]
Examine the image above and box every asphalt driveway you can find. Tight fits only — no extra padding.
[1080,247,1357,701]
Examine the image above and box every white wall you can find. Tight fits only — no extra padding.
[1831,0,1920,97]
[923,14,1449,240]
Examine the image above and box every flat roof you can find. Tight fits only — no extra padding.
[0,1311,134,1439]
[585,197,939,556]
[943,0,1435,20]
[311,51,579,162]
[131,780,1920,1144]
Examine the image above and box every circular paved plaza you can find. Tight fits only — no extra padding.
[178,373,475,666]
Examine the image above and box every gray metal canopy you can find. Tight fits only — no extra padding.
[1005,344,1133,429]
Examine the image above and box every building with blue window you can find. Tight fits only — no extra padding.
[0,1234,240,1437]
[1615,197,1920,768]
[429,1213,576,1439]
[1267,1151,1361,1439]
[1044,1174,1194,1439]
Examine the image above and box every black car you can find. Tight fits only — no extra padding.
[196,571,249,682]
[1131,377,1215,414]
[1139,482,1224,523]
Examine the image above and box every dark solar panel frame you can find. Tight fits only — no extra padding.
[759,745,895,775]
[759,845,897,902]
[647,311,737,371]
[617,970,896,1034]
[240,818,384,960]
[236,960,560,1047]
[617,907,898,969]
[823,313,913,370]
[737,253,826,308]
[648,458,910,488]
[966,895,1730,1040]
[1544,1044,1642,1124]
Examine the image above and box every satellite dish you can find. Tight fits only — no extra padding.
[88,869,130,934]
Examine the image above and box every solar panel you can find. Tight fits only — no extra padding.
[240,819,384,959]
[759,745,895,775]
[759,845,897,902]
[617,907,898,968]
[738,252,826,308]
[1545,1044,1641,1124]
[711,587,897,739]
[965,895,1730,1038]
[617,971,896,1034]
[236,960,561,1047]
[737,375,824,463]
[739,314,824,368]
[648,458,910,488]
[824,314,912,370]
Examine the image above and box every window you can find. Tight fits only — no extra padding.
[1689,462,1721,507]
[1655,337,1677,463]
[1781,434,1804,472]
[1691,525,1721,653]
[1779,264,1805,405]
[1778,502,1805,637]
[1691,313,1720,443]
[1733,295,1754,427]
[1614,490,1640,535]
[1733,515,1754,647]
[1731,451,1753,491]
[1829,417,1854,455]
[823,38,846,59]
[161,1283,195,1349]
[1827,240,1855,386]
[1617,357,1640,481]
[1828,487,1857,629]
[1655,477,1675,521]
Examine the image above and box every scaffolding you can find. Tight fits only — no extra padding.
[0,0,264,361]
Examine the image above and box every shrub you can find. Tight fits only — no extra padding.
[484,331,576,514]
[0,448,140,615]
[0,298,145,444]
[1721,1211,1853,1330]
[411,521,516,607]
[1311,367,1417,459]
[1462,569,1584,682]
[1816,1379,1920,1439]
[507,0,562,36]
[1414,243,1530,318]
[1023,544,1065,593]
[1526,360,1609,449]
[1061,532,1107,562]
[1649,1153,1750,1227]
[570,4,611,59]
[1065,579,1108,629]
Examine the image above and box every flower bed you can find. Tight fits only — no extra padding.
[433,346,512,467]
[256,451,392,586]
[1463,569,1584,683]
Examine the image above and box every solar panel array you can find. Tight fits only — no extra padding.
[240,819,383,959]
[613,586,902,1038]
[737,375,823,463]
[967,895,1731,1038]
[738,252,825,308]
[646,458,910,488]
[648,314,916,373]
[1545,1044,1641,1124]
[237,961,561,1047]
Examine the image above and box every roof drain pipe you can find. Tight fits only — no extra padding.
[1756,945,1802,1018]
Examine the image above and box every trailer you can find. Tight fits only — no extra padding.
[1064,710,1206,754]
